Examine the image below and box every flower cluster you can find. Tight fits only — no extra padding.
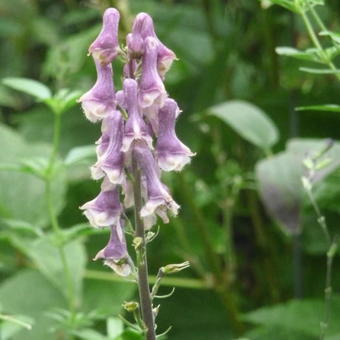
[79,8,194,276]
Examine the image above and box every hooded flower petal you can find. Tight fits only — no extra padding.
[94,222,132,276]
[89,8,120,64]
[122,78,153,152]
[79,61,115,122]
[139,37,167,134]
[91,111,125,184]
[80,179,122,228]
[128,12,177,77]
[133,141,179,227]
[156,99,194,171]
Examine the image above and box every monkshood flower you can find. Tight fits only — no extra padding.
[94,222,132,276]
[122,78,153,152]
[128,12,177,77]
[133,141,179,226]
[139,37,167,134]
[80,179,122,228]
[88,8,120,65]
[91,111,125,184]
[156,98,194,171]
[78,60,115,122]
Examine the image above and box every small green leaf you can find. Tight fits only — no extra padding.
[262,0,298,12]
[209,100,279,151]
[65,145,96,166]
[276,47,322,63]
[73,329,108,340]
[320,30,340,44]
[107,318,123,338]
[296,104,340,112]
[2,77,52,100]
[299,67,340,74]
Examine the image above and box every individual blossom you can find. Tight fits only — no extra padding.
[133,141,179,227]
[94,222,132,276]
[139,37,167,134]
[91,111,125,184]
[89,8,120,65]
[128,12,177,77]
[121,78,153,152]
[78,61,116,122]
[156,98,194,171]
[80,179,122,228]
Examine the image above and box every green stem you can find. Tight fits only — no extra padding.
[300,9,340,80]
[45,112,75,339]
[131,156,156,340]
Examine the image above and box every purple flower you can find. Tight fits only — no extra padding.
[94,222,132,276]
[91,111,125,184]
[89,8,120,64]
[156,99,194,171]
[122,78,153,152]
[78,61,115,122]
[80,179,122,228]
[128,12,177,77]
[133,141,179,227]
[139,37,167,134]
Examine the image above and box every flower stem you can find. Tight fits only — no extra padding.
[131,155,156,340]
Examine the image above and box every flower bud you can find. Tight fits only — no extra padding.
[89,8,120,64]
[161,261,190,274]
[122,301,139,312]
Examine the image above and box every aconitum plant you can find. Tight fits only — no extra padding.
[79,8,194,339]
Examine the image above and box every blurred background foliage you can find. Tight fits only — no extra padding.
[0,0,340,339]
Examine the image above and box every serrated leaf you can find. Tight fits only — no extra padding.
[2,77,51,100]
[209,100,278,151]
[296,105,340,112]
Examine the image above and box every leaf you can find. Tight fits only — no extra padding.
[65,145,96,166]
[209,100,279,151]
[296,105,340,112]
[320,31,340,45]
[263,0,298,12]
[2,77,51,100]
[0,269,67,340]
[256,152,303,234]
[243,297,340,337]
[0,124,67,227]
[276,47,322,63]
[0,314,33,340]
[299,67,340,74]
[107,318,123,338]
[73,329,108,340]
[10,236,87,305]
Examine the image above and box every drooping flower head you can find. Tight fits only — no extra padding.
[94,222,132,276]
[91,111,125,184]
[89,8,120,64]
[122,78,153,152]
[80,179,122,228]
[78,61,115,122]
[156,99,194,171]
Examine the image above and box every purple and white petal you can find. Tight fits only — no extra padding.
[156,99,194,171]
[89,8,120,64]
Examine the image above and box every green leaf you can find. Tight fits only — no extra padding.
[2,77,51,100]
[243,297,340,337]
[0,269,66,340]
[45,89,81,115]
[0,124,67,226]
[262,0,298,13]
[65,145,96,166]
[276,47,322,63]
[209,100,278,151]
[296,105,340,112]
[10,236,87,305]
[0,314,33,340]
[299,67,340,74]
[320,31,340,45]
[73,329,108,340]
[107,318,123,338]
[256,152,303,234]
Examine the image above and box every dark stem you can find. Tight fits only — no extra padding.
[131,155,156,340]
